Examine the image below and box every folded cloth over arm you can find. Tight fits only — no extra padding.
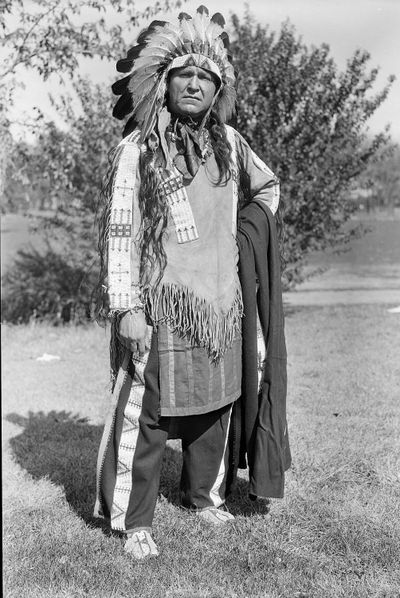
[229,200,291,499]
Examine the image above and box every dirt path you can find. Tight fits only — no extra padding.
[284,288,400,306]
[284,265,400,306]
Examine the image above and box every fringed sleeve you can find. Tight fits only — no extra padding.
[96,131,143,381]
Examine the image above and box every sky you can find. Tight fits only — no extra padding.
[7,0,400,142]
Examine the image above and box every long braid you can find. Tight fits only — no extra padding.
[209,111,233,184]
[137,148,169,292]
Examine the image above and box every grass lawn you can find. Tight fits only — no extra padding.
[3,302,400,598]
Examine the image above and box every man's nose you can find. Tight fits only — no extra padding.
[187,76,200,91]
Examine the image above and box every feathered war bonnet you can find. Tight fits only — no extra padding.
[112,5,237,141]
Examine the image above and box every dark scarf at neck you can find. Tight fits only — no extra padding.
[167,116,212,181]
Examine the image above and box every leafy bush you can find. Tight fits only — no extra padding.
[231,14,394,286]
[1,244,97,324]
[1,7,395,320]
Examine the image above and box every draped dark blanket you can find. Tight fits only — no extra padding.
[228,200,291,499]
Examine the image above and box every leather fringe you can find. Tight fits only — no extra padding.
[144,282,243,361]
[109,310,130,386]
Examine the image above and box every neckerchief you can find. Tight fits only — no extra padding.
[168,117,212,182]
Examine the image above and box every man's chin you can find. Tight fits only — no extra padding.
[174,106,208,118]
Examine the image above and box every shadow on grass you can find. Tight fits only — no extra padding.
[6,410,267,529]
[6,411,104,526]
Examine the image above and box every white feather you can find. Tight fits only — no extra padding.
[193,9,210,45]
[205,21,223,47]
[129,71,159,104]
[138,75,167,140]
[179,17,196,45]
[142,27,183,54]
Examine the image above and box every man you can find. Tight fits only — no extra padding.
[94,5,290,560]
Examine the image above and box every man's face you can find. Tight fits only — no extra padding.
[167,66,218,118]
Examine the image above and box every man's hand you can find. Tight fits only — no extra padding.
[118,310,149,355]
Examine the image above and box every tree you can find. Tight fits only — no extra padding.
[1,0,185,323]
[230,13,395,286]
[1,77,122,323]
[0,0,184,206]
[1,7,396,322]
[358,144,400,213]
[1,0,182,83]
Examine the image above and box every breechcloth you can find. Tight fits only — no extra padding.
[95,330,233,532]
